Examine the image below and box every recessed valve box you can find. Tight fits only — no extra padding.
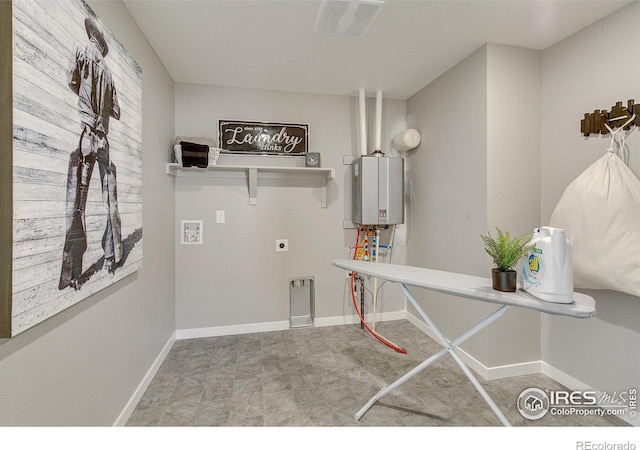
[290,277,315,328]
[352,156,404,226]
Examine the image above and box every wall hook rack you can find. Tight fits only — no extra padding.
[581,99,640,136]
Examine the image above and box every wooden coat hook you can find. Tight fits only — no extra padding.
[581,99,640,136]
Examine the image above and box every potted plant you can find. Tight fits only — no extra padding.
[481,228,533,292]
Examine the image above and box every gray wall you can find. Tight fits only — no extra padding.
[406,45,492,365]
[0,0,176,425]
[2,0,637,427]
[405,3,639,405]
[174,84,407,333]
[405,43,543,371]
[540,1,640,400]
[486,44,542,368]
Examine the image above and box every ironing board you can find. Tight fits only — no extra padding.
[332,259,596,426]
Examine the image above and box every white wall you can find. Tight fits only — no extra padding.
[406,45,492,365]
[540,1,640,403]
[2,0,636,428]
[0,0,176,425]
[174,84,407,334]
[406,1,640,408]
[486,44,542,368]
[405,43,544,372]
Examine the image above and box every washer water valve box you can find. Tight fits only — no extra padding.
[290,277,315,328]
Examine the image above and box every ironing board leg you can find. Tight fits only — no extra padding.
[354,344,451,420]
[354,284,511,426]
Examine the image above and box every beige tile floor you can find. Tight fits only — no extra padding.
[126,320,628,427]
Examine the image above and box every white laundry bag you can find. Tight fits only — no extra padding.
[550,138,640,297]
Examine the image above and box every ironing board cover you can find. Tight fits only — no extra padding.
[333,259,595,318]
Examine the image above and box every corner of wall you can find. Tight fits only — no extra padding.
[486,43,542,367]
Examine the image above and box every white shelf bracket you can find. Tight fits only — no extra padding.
[166,163,333,208]
[248,167,258,206]
[321,177,330,208]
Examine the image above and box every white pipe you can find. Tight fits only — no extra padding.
[372,227,380,330]
[358,88,367,156]
[375,90,382,152]
[387,224,396,262]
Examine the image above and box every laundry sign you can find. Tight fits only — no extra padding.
[218,120,309,155]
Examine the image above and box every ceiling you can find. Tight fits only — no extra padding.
[123,0,632,100]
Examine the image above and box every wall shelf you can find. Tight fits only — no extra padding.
[166,163,335,207]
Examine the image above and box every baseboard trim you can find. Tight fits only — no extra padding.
[176,320,290,340]
[176,311,407,339]
[113,331,176,427]
[405,311,541,380]
[406,311,637,426]
[313,310,406,328]
[541,361,639,427]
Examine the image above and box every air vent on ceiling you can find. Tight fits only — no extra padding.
[313,0,384,38]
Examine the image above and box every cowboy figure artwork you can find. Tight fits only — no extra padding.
[59,17,123,290]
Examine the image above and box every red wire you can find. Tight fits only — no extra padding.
[352,226,360,259]
[350,272,407,354]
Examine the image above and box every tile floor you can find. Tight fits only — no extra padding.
[126,320,628,427]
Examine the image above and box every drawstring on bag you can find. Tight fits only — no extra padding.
[604,113,636,165]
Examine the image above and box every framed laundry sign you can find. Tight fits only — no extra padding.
[218,120,309,155]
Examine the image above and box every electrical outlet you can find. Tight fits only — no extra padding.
[276,239,288,252]
[216,210,225,223]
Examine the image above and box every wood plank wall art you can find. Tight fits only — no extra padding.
[1,0,143,337]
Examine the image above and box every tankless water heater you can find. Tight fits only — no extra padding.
[352,156,404,226]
